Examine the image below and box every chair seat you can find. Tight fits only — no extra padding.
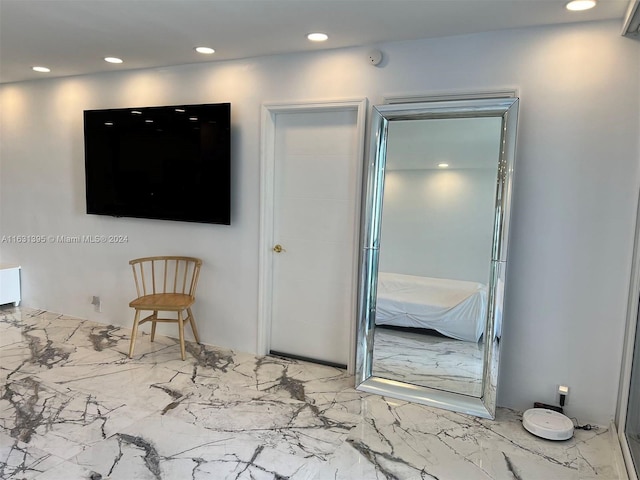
[129,293,195,311]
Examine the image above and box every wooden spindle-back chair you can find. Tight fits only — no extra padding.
[128,256,202,360]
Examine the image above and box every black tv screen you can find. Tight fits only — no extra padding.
[84,103,231,225]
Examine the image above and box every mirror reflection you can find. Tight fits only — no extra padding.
[371,117,502,397]
[356,97,519,419]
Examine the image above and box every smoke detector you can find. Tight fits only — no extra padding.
[367,49,383,66]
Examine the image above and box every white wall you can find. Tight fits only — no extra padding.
[1,20,638,424]
[379,168,496,283]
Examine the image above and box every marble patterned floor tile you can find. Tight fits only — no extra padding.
[0,431,66,480]
[0,306,626,480]
[372,327,484,397]
[71,414,338,480]
[0,374,156,462]
[340,396,620,480]
[31,460,99,480]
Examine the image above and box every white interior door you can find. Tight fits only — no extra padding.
[267,107,362,368]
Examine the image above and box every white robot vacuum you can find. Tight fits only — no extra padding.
[522,408,574,441]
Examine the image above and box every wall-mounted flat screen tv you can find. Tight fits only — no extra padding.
[84,102,231,225]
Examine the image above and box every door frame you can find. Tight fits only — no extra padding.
[257,99,368,374]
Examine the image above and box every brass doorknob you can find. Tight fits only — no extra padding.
[273,244,284,253]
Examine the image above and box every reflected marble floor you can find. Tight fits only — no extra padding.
[372,326,484,396]
[0,306,626,479]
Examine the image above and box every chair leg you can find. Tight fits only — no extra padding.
[150,311,157,342]
[128,310,141,358]
[177,310,186,361]
[187,307,200,344]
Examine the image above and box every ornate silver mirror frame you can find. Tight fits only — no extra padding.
[355,97,519,419]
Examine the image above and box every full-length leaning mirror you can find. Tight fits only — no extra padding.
[356,97,519,419]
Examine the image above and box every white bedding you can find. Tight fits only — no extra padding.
[376,272,487,342]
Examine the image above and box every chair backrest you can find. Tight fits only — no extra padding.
[130,256,202,298]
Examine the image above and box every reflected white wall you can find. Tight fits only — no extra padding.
[379,168,496,283]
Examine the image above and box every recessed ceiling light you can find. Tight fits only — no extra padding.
[104,121,114,126]
[145,119,154,123]
[32,66,50,73]
[438,163,449,168]
[566,0,596,11]
[175,108,186,113]
[307,32,329,42]
[131,110,142,115]
[189,117,198,121]
[104,57,123,64]
[194,47,215,54]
